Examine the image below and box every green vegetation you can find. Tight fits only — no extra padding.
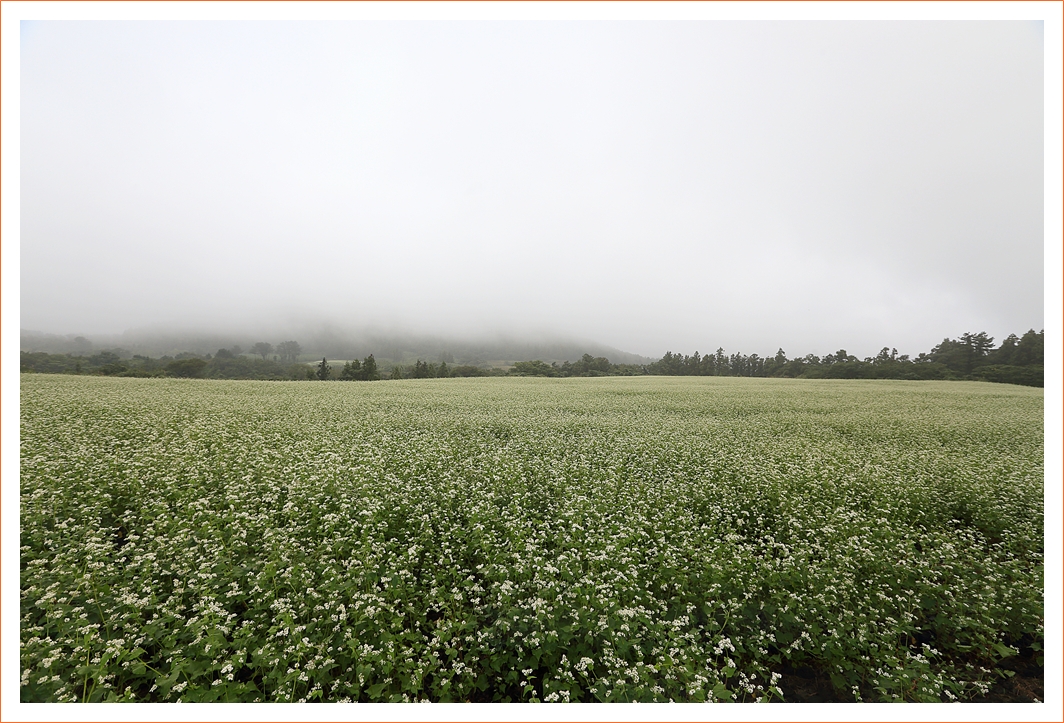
[504,330,1044,387]
[339,355,380,381]
[18,348,312,380]
[510,353,645,378]
[20,375,1042,702]
[640,329,1043,387]
[20,329,1043,387]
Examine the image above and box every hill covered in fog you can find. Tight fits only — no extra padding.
[20,326,651,368]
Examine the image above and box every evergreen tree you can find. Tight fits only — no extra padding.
[316,357,331,381]
[991,334,1019,365]
[714,348,728,376]
[341,359,362,380]
[362,354,380,381]
[412,360,431,378]
[1014,329,1044,366]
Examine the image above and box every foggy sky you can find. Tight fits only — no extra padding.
[19,16,1046,359]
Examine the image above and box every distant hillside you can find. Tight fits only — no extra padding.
[20,328,651,368]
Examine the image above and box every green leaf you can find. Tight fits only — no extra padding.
[992,642,1018,659]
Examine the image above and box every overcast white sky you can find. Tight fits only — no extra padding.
[14,7,1053,358]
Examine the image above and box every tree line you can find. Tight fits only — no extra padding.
[20,329,1044,387]
[19,340,311,381]
[506,329,1044,387]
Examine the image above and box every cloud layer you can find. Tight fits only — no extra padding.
[20,20,1044,357]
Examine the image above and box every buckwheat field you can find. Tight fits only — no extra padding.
[20,375,1043,702]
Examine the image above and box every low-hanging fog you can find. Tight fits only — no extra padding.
[19,18,1045,360]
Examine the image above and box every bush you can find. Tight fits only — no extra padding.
[166,358,208,378]
[973,365,1043,388]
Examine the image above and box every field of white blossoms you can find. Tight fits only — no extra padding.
[20,374,1043,703]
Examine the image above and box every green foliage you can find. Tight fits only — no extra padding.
[20,328,1043,388]
[250,342,273,360]
[20,376,1042,702]
[511,354,629,378]
[21,349,308,381]
[341,355,381,382]
[316,358,332,381]
[973,365,1044,388]
[392,359,454,379]
[450,365,489,377]
[412,360,432,379]
[511,360,557,377]
[1013,329,1044,367]
[642,330,1041,387]
[206,357,301,381]
[165,358,208,378]
[567,353,612,376]
[362,354,380,381]
[340,359,362,380]
[276,341,302,363]
[929,334,992,375]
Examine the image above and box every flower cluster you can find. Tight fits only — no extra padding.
[20,375,1043,702]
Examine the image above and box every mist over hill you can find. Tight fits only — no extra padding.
[19,325,651,368]
[18,21,1045,365]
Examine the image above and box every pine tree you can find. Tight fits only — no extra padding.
[316,357,331,381]
[362,354,380,381]
[341,359,362,380]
